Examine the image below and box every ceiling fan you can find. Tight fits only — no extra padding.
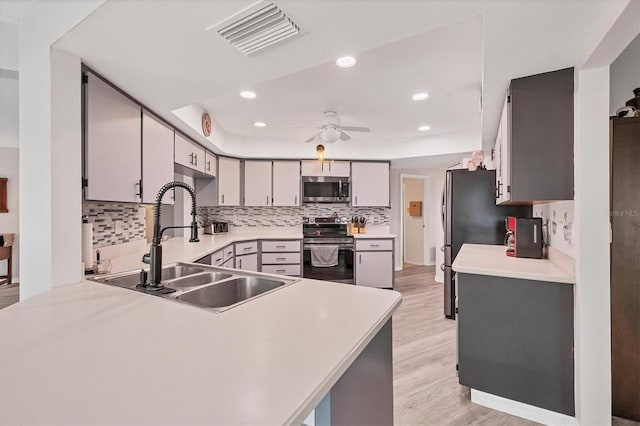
[302,111,371,143]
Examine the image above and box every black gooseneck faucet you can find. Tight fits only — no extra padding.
[140,181,199,289]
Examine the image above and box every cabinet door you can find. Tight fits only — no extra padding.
[244,160,272,206]
[301,160,324,176]
[355,251,393,288]
[273,161,300,206]
[236,253,259,272]
[204,151,216,177]
[218,157,241,206]
[325,161,350,177]
[85,73,142,202]
[142,111,174,204]
[351,162,390,206]
[500,96,511,203]
[175,133,205,173]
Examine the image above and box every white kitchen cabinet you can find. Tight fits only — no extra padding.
[355,251,393,288]
[494,97,510,204]
[218,157,241,206]
[85,72,142,203]
[272,161,300,206]
[236,253,259,272]
[301,160,350,177]
[175,132,205,174]
[351,162,390,207]
[244,160,272,206]
[204,151,216,177]
[142,110,174,204]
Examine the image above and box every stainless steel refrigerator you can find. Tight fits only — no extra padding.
[442,169,531,319]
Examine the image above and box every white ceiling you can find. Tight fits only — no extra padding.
[0,0,35,24]
[54,0,623,163]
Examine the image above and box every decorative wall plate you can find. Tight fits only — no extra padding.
[202,112,212,137]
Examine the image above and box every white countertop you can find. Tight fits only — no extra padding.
[452,244,575,284]
[0,275,401,425]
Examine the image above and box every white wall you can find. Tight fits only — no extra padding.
[610,33,640,115]
[391,166,446,279]
[18,0,104,300]
[402,177,424,265]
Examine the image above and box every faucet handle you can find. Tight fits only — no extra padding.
[139,269,148,286]
[142,253,150,264]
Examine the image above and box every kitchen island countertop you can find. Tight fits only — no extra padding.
[0,273,401,425]
[452,243,575,284]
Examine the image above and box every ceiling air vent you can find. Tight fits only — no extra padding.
[208,1,301,56]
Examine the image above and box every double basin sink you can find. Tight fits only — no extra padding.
[90,263,299,312]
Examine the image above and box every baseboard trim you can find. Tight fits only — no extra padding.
[471,389,577,426]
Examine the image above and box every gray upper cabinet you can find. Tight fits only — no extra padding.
[84,72,142,203]
[142,110,175,204]
[498,67,574,204]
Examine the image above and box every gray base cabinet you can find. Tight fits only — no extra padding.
[354,239,394,288]
[457,273,574,416]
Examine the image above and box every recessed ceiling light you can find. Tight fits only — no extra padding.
[254,121,267,127]
[418,125,431,131]
[336,56,356,68]
[240,91,256,99]
[412,92,429,101]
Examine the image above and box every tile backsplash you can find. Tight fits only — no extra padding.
[199,205,391,227]
[83,202,146,248]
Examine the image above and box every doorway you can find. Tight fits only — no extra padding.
[400,174,431,267]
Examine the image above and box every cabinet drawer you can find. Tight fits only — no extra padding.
[262,252,301,264]
[261,240,301,252]
[222,257,234,268]
[223,245,235,262]
[356,239,393,251]
[210,249,225,266]
[261,264,301,276]
[235,241,258,255]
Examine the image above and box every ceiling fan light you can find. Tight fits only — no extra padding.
[320,127,341,142]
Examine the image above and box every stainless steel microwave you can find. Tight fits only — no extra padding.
[301,176,350,203]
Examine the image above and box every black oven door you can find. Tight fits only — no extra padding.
[303,245,354,284]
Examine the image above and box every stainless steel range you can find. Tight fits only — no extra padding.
[303,217,354,284]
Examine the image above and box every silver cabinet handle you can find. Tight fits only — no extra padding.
[215,257,222,263]
[134,181,142,200]
[243,247,252,251]
[355,196,358,205]
[221,194,225,204]
[194,153,198,167]
[227,251,233,256]
[189,152,194,165]
[276,245,286,248]
[496,181,502,199]
[171,188,175,201]
[440,263,445,272]
[239,258,242,269]
[321,162,324,172]
[207,160,211,172]
[359,254,362,264]
[267,195,269,205]
[276,269,286,273]
[276,257,286,261]
[370,244,380,247]
[294,195,297,205]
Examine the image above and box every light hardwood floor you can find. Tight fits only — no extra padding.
[392,264,539,426]
[0,283,18,310]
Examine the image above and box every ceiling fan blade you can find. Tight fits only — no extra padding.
[339,131,351,141]
[338,126,371,132]
[304,134,317,143]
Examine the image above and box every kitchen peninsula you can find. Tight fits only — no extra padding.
[0,233,401,425]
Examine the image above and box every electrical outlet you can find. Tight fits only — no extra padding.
[114,219,123,235]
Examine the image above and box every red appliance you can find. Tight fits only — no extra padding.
[505,216,543,259]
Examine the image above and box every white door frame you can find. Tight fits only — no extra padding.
[399,173,432,267]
